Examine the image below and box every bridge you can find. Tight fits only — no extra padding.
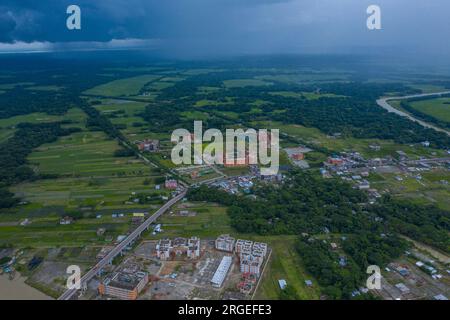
[58,189,187,300]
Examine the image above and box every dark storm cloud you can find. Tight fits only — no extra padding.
[0,0,449,56]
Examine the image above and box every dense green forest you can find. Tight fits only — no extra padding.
[188,171,449,250]
[0,88,80,119]
[296,233,406,299]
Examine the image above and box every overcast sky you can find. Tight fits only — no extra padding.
[0,0,449,57]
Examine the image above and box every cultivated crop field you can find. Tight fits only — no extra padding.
[0,215,132,247]
[28,130,150,177]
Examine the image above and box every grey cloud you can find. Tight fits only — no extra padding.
[0,0,448,57]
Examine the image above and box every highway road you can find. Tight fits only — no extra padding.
[58,190,187,300]
[376,91,450,137]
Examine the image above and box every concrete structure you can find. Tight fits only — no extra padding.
[278,279,287,290]
[165,179,178,190]
[187,237,201,259]
[292,153,305,160]
[156,237,201,260]
[252,242,268,258]
[328,157,344,166]
[172,237,188,256]
[156,239,172,260]
[211,256,232,288]
[60,216,74,225]
[235,239,253,255]
[215,234,235,253]
[137,139,159,152]
[99,271,148,300]
[236,240,268,278]
[240,254,263,277]
[395,283,410,294]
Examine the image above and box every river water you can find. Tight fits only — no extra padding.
[0,274,53,300]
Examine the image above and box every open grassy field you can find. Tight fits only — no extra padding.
[223,79,273,88]
[0,108,86,143]
[84,75,162,96]
[408,84,449,94]
[11,175,164,210]
[92,98,171,144]
[269,91,345,100]
[194,97,234,107]
[255,72,351,84]
[409,97,450,123]
[1,104,165,218]
[28,131,150,177]
[13,126,165,211]
[25,85,63,92]
[254,236,321,300]
[0,82,35,90]
[145,203,234,239]
[0,215,133,247]
[1,112,166,246]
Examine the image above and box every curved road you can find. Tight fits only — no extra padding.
[376,91,450,137]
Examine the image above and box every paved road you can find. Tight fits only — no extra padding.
[405,157,450,165]
[376,91,450,136]
[58,190,187,300]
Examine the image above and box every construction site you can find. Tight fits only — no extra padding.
[91,235,271,300]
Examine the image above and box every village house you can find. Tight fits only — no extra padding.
[137,139,160,152]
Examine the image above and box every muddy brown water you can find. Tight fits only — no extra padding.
[0,273,53,300]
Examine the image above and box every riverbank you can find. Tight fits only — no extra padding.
[0,273,53,300]
[376,91,450,137]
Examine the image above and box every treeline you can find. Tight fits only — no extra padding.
[0,88,81,119]
[372,196,450,252]
[188,174,449,252]
[0,123,80,208]
[81,102,125,140]
[296,233,406,299]
[188,172,371,235]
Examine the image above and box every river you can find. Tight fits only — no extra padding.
[376,91,450,137]
[0,273,53,300]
